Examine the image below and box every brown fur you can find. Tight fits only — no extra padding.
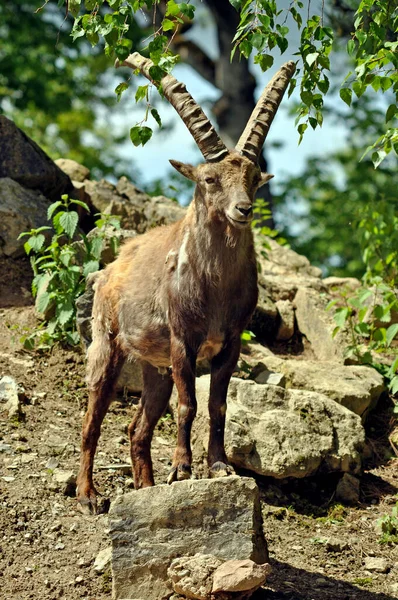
[76,151,271,513]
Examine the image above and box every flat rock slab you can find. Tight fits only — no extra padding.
[109,476,267,600]
[256,357,385,417]
[189,377,365,480]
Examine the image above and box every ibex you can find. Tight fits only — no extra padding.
[76,52,295,513]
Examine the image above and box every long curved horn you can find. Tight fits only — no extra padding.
[235,61,296,163]
[116,52,228,163]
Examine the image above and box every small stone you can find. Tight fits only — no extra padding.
[46,457,59,470]
[254,369,286,387]
[364,557,390,573]
[2,476,15,483]
[114,436,127,445]
[168,554,222,599]
[98,463,132,475]
[25,567,33,573]
[212,559,272,593]
[52,469,76,496]
[326,538,350,552]
[275,299,295,341]
[336,473,360,505]
[93,547,112,574]
[0,376,24,419]
[55,542,65,550]
[75,576,84,584]
[78,557,92,568]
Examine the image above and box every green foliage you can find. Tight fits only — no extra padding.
[0,0,144,179]
[230,0,397,166]
[50,0,397,163]
[275,95,398,278]
[377,503,398,544]
[253,198,287,269]
[18,195,120,350]
[327,200,398,396]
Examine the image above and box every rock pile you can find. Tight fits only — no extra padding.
[109,476,269,600]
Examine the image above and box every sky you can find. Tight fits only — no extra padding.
[113,0,349,193]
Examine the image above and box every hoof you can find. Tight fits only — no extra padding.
[209,461,235,478]
[77,485,109,515]
[167,464,192,485]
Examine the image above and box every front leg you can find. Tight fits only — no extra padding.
[208,334,241,477]
[168,335,197,484]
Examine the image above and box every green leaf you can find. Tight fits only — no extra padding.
[56,297,74,326]
[334,307,349,328]
[306,52,319,66]
[386,324,398,347]
[36,291,51,315]
[254,53,274,71]
[151,108,162,128]
[115,38,132,61]
[317,77,329,94]
[239,39,252,59]
[89,237,103,260]
[340,88,352,106]
[309,117,318,130]
[115,82,129,102]
[149,65,165,82]
[70,199,90,212]
[130,126,153,147]
[47,201,62,220]
[28,234,45,253]
[83,260,100,277]
[386,104,397,123]
[300,90,313,106]
[66,331,80,346]
[59,211,79,238]
[69,0,81,17]
[135,84,149,103]
[297,122,307,145]
[347,39,356,56]
[162,18,175,31]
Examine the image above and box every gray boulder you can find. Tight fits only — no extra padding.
[254,356,385,418]
[0,116,71,200]
[294,286,349,361]
[0,178,50,256]
[80,175,185,232]
[188,376,365,479]
[255,236,326,303]
[109,476,267,600]
[54,158,90,183]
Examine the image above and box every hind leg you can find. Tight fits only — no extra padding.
[76,348,124,514]
[129,362,173,489]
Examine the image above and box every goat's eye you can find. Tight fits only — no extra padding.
[205,177,215,184]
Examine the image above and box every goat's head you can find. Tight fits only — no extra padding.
[169,153,273,229]
[117,54,295,230]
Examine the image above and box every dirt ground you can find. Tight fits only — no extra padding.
[1,257,398,600]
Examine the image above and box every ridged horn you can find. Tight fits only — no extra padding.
[116,52,228,163]
[235,61,296,163]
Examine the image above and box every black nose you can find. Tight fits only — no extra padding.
[236,205,252,217]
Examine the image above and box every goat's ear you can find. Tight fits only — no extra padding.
[258,172,274,188]
[169,160,198,182]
